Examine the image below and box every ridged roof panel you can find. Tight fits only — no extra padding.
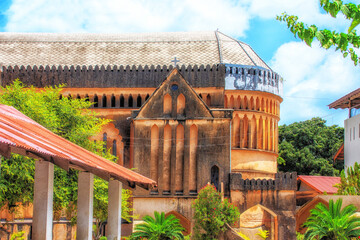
[0,31,271,70]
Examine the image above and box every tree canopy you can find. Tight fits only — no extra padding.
[278,117,343,176]
[277,0,360,66]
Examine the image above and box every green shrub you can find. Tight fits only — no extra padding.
[192,184,240,240]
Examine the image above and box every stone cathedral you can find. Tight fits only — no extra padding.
[0,31,296,239]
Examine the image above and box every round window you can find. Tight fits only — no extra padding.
[171,84,179,91]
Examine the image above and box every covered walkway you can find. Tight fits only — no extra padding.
[0,104,156,239]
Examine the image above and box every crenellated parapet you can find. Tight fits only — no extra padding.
[0,64,226,88]
[224,65,283,96]
[230,172,297,191]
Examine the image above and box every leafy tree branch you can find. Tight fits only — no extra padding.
[277,0,360,65]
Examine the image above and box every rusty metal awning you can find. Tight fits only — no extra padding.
[0,104,156,190]
[328,88,360,109]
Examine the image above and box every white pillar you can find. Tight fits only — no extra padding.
[32,160,54,240]
[107,179,123,240]
[77,172,94,240]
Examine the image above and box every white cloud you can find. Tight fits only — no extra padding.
[4,0,251,37]
[248,0,350,31]
[271,41,360,125]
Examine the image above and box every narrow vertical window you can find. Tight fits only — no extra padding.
[102,95,107,108]
[93,95,98,108]
[120,95,125,107]
[177,94,185,116]
[128,95,133,107]
[103,133,107,153]
[112,140,117,156]
[145,94,150,101]
[137,95,142,107]
[111,94,116,108]
[211,165,220,191]
[163,94,172,115]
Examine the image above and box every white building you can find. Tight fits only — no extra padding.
[329,88,360,169]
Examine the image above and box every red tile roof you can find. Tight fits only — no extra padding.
[298,175,340,194]
[0,104,156,190]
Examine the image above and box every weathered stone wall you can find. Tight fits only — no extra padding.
[0,64,226,88]
[230,172,297,240]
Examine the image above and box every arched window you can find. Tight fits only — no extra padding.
[59,94,63,100]
[111,94,116,108]
[120,95,125,107]
[93,95,99,108]
[177,94,185,116]
[85,94,89,102]
[76,94,81,100]
[102,95,107,108]
[163,94,172,115]
[103,133,107,153]
[128,95,133,108]
[68,94,72,100]
[137,95,142,107]
[211,165,220,191]
[112,140,117,156]
[145,94,150,101]
[199,94,203,100]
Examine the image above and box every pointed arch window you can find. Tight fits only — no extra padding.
[111,94,116,108]
[137,95,142,107]
[120,95,125,107]
[93,95,99,108]
[102,95,107,108]
[211,165,220,191]
[128,95,133,108]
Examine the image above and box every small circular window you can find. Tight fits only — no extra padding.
[171,84,179,91]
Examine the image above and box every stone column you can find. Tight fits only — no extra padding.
[107,179,122,240]
[175,124,184,194]
[163,124,172,194]
[76,172,94,240]
[150,125,159,194]
[32,160,54,240]
[189,125,198,194]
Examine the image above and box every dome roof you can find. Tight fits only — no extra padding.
[0,31,271,70]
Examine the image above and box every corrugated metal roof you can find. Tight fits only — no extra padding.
[328,88,360,109]
[298,175,340,194]
[0,104,156,190]
[0,31,270,70]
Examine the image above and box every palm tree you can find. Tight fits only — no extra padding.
[304,198,360,240]
[131,211,185,240]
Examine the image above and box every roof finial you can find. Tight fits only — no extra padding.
[171,57,180,66]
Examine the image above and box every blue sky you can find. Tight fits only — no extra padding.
[0,0,358,126]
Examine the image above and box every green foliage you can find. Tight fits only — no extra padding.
[256,229,269,239]
[0,80,134,229]
[336,162,360,195]
[131,211,185,240]
[10,231,25,240]
[304,198,360,239]
[296,232,304,240]
[278,118,343,175]
[192,184,240,240]
[277,0,360,66]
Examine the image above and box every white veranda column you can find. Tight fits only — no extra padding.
[107,179,123,239]
[32,160,54,240]
[77,171,94,240]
